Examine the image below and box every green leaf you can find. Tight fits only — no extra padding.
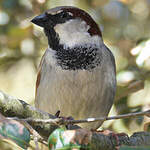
[48,128,91,150]
[0,114,30,149]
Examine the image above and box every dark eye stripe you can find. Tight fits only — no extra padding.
[60,12,68,18]
[45,11,49,16]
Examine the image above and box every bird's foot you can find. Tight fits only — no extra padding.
[61,116,74,129]
[54,111,76,129]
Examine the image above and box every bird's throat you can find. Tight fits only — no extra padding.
[55,45,102,70]
[44,28,60,50]
[44,28,102,70]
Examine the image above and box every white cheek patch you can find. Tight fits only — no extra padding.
[54,19,102,48]
[47,10,63,15]
[68,12,73,16]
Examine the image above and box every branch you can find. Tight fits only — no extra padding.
[9,109,150,125]
[0,90,58,138]
[91,131,150,150]
[0,90,150,150]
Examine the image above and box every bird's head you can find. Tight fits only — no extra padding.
[31,6,102,49]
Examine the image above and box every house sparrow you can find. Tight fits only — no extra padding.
[31,6,116,129]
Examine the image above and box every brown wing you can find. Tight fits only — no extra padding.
[35,52,45,98]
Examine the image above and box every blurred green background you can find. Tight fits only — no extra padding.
[0,0,150,149]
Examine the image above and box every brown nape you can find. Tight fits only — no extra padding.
[63,7,102,37]
[46,6,102,37]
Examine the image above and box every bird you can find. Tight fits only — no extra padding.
[31,6,116,129]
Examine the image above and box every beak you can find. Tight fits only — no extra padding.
[31,13,48,27]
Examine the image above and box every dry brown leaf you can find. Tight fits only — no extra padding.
[62,128,92,145]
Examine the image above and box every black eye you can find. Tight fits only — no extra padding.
[45,12,50,17]
[61,12,68,18]
[45,12,53,19]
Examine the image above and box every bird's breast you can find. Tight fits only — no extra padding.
[36,65,103,115]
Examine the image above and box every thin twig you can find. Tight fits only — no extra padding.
[7,117,63,125]
[7,110,150,125]
[61,109,150,124]
[18,120,48,147]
